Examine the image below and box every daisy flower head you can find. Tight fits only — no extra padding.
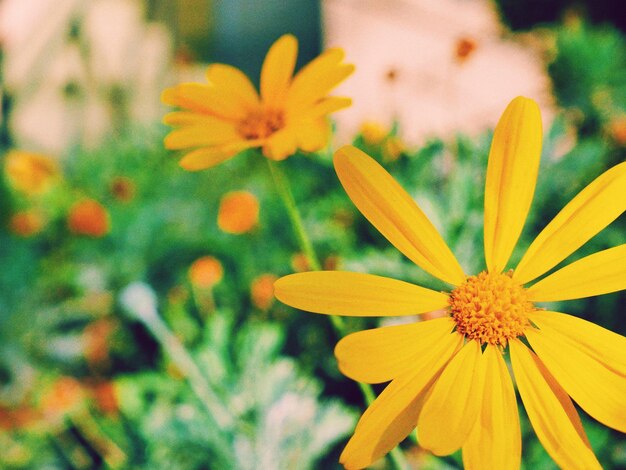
[275,97,626,469]
[162,34,354,171]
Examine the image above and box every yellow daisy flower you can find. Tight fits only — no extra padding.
[162,34,354,171]
[275,96,626,469]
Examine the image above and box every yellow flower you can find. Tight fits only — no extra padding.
[4,150,59,195]
[275,97,626,469]
[162,34,354,171]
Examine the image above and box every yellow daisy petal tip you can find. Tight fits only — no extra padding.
[483,94,542,273]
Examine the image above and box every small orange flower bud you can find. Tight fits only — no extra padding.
[250,273,278,310]
[83,319,115,367]
[217,190,259,234]
[323,254,341,271]
[40,377,85,418]
[291,252,311,272]
[454,37,477,63]
[110,176,136,202]
[9,210,44,237]
[608,116,626,146]
[4,150,59,195]
[359,121,388,146]
[188,256,223,288]
[67,199,110,237]
[89,381,118,416]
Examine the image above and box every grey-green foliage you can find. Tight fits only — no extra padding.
[117,310,356,470]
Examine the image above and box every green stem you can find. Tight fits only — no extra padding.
[267,159,409,470]
[135,306,233,429]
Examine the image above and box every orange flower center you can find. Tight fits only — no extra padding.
[237,108,284,139]
[449,271,534,346]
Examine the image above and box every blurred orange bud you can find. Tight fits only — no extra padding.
[4,150,59,195]
[67,199,110,237]
[454,37,477,63]
[385,67,399,82]
[323,254,341,270]
[251,273,278,310]
[40,377,85,418]
[88,381,118,416]
[217,190,259,234]
[9,210,45,237]
[291,252,311,272]
[383,136,406,162]
[188,256,223,288]
[0,405,40,430]
[359,121,388,146]
[110,176,136,202]
[608,115,626,146]
[83,319,115,367]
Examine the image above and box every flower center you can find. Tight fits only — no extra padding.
[237,108,284,139]
[449,271,534,346]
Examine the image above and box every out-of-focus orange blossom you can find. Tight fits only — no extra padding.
[454,36,478,63]
[4,150,60,196]
[188,256,224,288]
[251,274,278,310]
[83,318,116,367]
[9,210,45,237]
[291,252,311,272]
[88,381,119,416]
[608,115,626,146]
[217,190,259,234]
[110,176,136,202]
[67,199,110,237]
[39,377,85,419]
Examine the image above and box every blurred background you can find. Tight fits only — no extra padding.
[0,0,624,469]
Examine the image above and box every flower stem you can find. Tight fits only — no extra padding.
[267,159,409,470]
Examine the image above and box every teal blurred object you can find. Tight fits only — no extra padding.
[210,0,322,82]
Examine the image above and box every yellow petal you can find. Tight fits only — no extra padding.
[274,271,450,317]
[178,141,257,171]
[510,339,601,470]
[162,111,221,127]
[287,48,354,116]
[528,310,626,377]
[525,318,626,432]
[260,34,297,105]
[294,119,331,153]
[514,161,626,284]
[462,345,521,470]
[334,146,465,285]
[527,244,626,302]
[161,83,246,120]
[340,331,462,470]
[418,340,484,456]
[301,96,352,120]
[205,63,259,109]
[164,122,239,150]
[484,96,542,274]
[262,128,298,160]
[334,317,456,383]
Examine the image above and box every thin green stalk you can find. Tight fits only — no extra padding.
[267,159,409,470]
[127,295,233,429]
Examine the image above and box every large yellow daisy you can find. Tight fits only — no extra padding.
[161,34,354,171]
[275,97,626,469]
